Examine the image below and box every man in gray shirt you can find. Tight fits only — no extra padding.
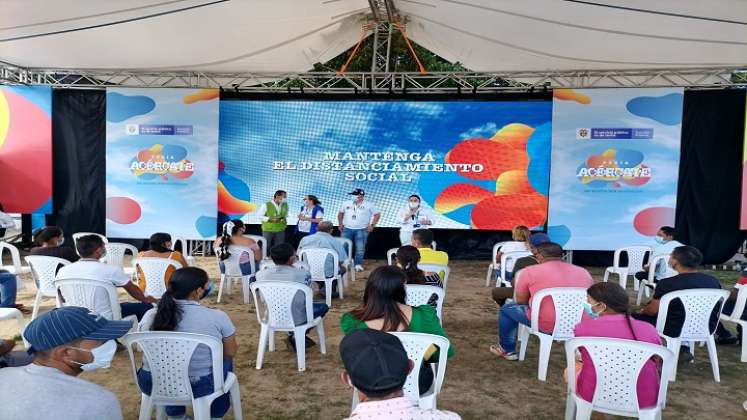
[298,220,347,297]
[255,243,329,351]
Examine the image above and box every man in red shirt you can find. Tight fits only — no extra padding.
[490,242,593,360]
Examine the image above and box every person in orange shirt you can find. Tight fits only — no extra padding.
[136,233,189,292]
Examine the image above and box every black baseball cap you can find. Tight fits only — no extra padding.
[348,188,365,196]
[339,329,409,397]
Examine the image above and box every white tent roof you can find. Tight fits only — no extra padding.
[1,0,745,73]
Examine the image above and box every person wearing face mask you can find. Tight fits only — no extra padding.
[257,190,289,249]
[137,267,237,420]
[30,225,79,263]
[0,306,132,420]
[634,226,684,284]
[294,194,325,247]
[136,232,190,293]
[338,188,381,272]
[633,246,725,345]
[57,234,156,320]
[568,282,663,409]
[396,194,433,246]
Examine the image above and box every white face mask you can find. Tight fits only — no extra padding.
[57,237,65,246]
[68,340,117,371]
[408,202,419,209]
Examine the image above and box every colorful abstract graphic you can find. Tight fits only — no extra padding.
[106,88,219,239]
[0,86,52,214]
[220,100,552,229]
[548,88,683,250]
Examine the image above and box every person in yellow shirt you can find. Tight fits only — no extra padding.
[136,233,189,292]
[412,229,448,266]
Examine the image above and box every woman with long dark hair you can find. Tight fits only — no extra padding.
[396,245,442,308]
[137,267,237,419]
[29,226,79,262]
[136,232,189,292]
[213,220,261,276]
[570,282,662,408]
[340,265,454,394]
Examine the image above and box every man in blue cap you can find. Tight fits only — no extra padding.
[491,232,550,306]
[0,306,132,420]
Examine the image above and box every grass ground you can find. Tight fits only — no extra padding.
[2,258,746,419]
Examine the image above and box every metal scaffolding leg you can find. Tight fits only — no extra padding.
[371,22,392,73]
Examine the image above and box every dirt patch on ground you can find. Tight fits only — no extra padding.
[2,258,746,419]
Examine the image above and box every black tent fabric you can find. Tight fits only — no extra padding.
[51,89,106,242]
[675,89,747,264]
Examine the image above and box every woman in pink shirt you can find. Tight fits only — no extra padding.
[571,282,662,408]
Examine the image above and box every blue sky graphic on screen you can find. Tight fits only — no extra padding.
[548,88,683,250]
[106,88,219,239]
[219,100,552,230]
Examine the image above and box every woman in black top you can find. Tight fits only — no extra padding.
[29,226,79,262]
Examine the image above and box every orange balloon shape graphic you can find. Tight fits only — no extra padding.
[553,89,591,105]
[495,170,535,195]
[446,139,528,181]
[491,123,534,150]
[218,181,257,215]
[471,193,548,230]
[434,184,494,214]
[183,89,219,104]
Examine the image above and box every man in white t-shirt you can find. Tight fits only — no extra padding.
[395,194,434,245]
[56,234,155,320]
[634,226,684,283]
[337,189,381,272]
[0,306,132,420]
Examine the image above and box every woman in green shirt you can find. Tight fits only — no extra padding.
[340,265,454,395]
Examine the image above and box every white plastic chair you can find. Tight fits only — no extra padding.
[603,246,651,291]
[388,242,438,266]
[299,248,343,307]
[485,241,507,286]
[636,254,676,305]
[405,284,445,322]
[518,287,588,381]
[0,308,26,347]
[0,241,31,289]
[53,278,138,332]
[104,242,139,277]
[564,337,675,420]
[720,284,747,362]
[258,259,310,272]
[169,235,195,265]
[352,332,450,410]
[217,245,256,304]
[496,251,532,287]
[72,232,108,256]
[250,281,326,372]
[25,255,71,320]
[417,264,450,290]
[334,237,356,284]
[243,235,268,260]
[122,331,242,420]
[656,288,729,382]
[134,257,182,299]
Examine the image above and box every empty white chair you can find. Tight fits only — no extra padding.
[635,254,676,305]
[485,241,507,286]
[334,237,356,284]
[417,264,450,290]
[0,241,31,289]
[250,281,326,372]
[299,248,343,307]
[54,278,138,331]
[518,287,588,381]
[243,234,268,260]
[352,332,450,410]
[496,251,532,287]
[134,257,182,299]
[122,331,242,420]
[104,242,139,277]
[217,245,256,304]
[603,246,651,291]
[405,285,445,322]
[720,284,747,362]
[564,337,675,420]
[656,288,729,382]
[25,255,71,320]
[72,232,108,256]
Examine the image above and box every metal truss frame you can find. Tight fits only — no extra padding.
[1,62,745,91]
